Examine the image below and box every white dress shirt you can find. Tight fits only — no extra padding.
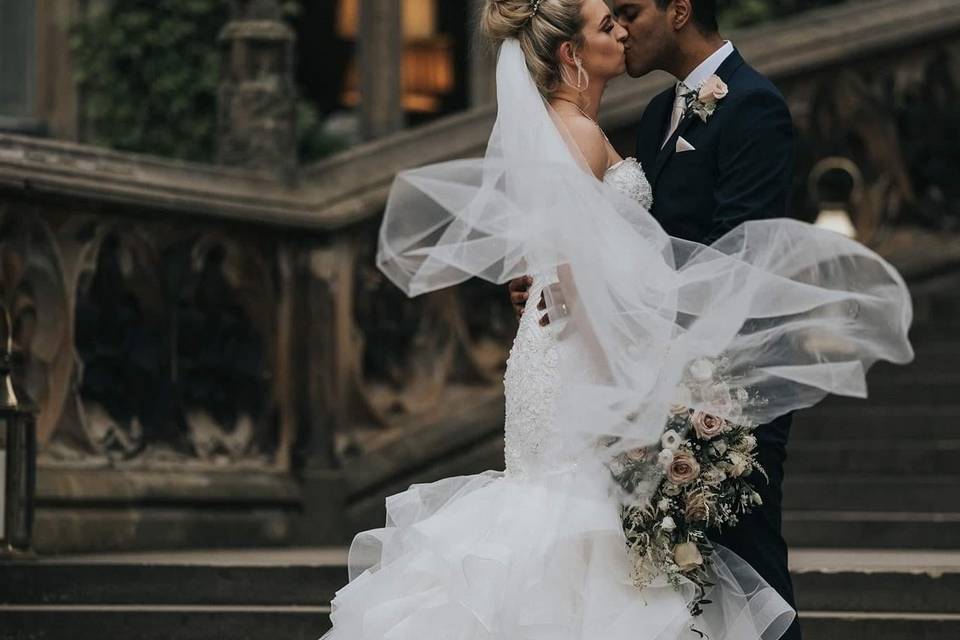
[681,41,735,90]
[663,42,735,148]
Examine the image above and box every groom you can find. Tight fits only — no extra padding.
[508,1,801,637]
[617,1,801,638]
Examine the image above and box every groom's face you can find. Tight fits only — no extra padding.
[611,0,676,78]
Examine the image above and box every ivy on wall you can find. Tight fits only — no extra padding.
[70,0,340,164]
[71,0,228,162]
[720,0,848,28]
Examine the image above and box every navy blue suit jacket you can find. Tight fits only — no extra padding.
[637,52,802,637]
[636,49,795,245]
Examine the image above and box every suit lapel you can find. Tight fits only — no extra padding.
[649,49,747,189]
[638,90,674,170]
[714,48,745,85]
[650,112,694,186]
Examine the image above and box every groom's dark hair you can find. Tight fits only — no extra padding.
[654,0,719,34]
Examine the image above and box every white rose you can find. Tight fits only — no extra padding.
[701,468,727,485]
[736,434,758,453]
[728,451,751,477]
[660,516,677,532]
[660,430,682,451]
[674,542,704,572]
[657,497,672,512]
[657,448,675,469]
[663,482,682,497]
[698,75,729,104]
[689,358,715,382]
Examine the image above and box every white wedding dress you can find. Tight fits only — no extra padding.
[321,39,913,640]
[320,161,797,640]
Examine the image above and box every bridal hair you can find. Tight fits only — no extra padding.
[482,0,586,95]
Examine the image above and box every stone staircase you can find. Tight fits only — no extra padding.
[784,274,960,557]
[3,276,958,638]
[3,548,959,639]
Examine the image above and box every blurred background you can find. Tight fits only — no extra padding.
[1,1,959,639]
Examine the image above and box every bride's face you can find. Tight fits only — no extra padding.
[576,0,629,81]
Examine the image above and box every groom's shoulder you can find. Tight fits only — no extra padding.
[727,60,787,106]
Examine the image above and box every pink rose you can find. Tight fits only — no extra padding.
[699,75,728,104]
[674,542,704,572]
[685,490,709,522]
[692,410,727,440]
[667,451,701,485]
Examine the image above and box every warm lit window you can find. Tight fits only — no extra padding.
[337,0,455,114]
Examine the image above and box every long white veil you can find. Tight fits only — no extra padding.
[377,39,914,461]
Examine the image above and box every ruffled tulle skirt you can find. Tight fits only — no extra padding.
[321,466,795,639]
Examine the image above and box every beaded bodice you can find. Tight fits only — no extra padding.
[502,160,652,478]
[603,157,654,210]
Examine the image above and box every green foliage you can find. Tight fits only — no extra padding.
[719,0,848,29]
[71,0,341,164]
[297,101,349,164]
[71,0,228,162]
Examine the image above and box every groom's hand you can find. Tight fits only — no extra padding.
[508,276,533,320]
[509,276,551,325]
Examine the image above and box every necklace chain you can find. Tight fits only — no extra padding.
[552,97,611,145]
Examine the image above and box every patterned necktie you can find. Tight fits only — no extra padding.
[662,82,693,149]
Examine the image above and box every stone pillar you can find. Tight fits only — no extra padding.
[469,0,496,107]
[358,0,403,139]
[217,0,297,179]
[36,0,81,140]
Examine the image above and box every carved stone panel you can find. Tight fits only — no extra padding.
[783,40,960,242]
[0,202,298,473]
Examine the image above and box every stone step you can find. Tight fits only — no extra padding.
[11,550,960,606]
[791,407,960,441]
[791,549,960,613]
[783,475,960,512]
[0,549,348,606]
[786,440,960,474]
[800,612,960,640]
[5,549,960,639]
[0,606,331,640]
[826,378,960,407]
[784,511,960,549]
[5,607,958,640]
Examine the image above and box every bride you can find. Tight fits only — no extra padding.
[320,0,913,638]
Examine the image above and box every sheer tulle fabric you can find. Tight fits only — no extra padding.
[377,40,913,458]
[326,466,794,640]
[327,39,914,639]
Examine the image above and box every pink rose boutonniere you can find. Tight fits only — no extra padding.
[688,74,728,123]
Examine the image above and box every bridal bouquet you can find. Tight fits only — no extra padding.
[609,357,766,616]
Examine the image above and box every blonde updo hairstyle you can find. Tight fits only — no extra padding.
[482,0,587,96]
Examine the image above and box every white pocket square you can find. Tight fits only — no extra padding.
[676,136,696,153]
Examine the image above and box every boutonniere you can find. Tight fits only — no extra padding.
[684,75,729,123]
